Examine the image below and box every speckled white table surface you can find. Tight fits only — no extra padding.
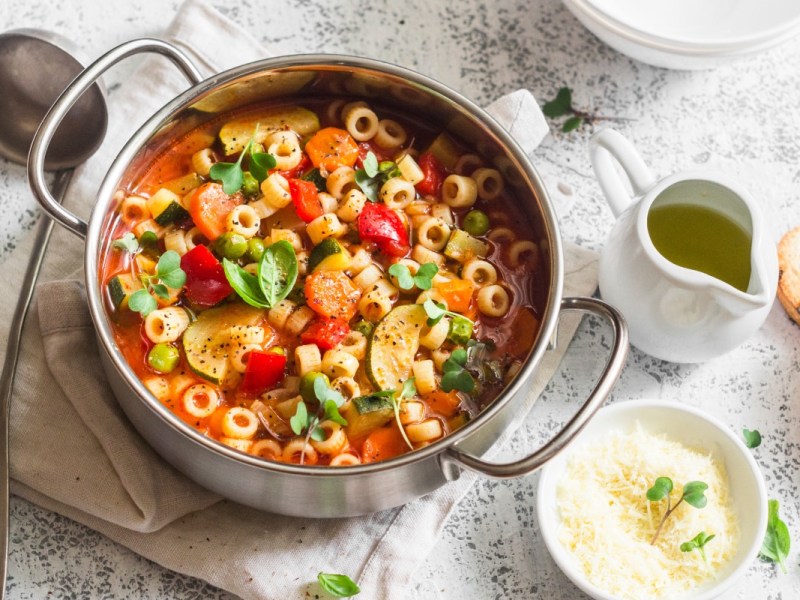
[1,0,799,598]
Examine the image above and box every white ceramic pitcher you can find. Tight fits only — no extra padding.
[590,129,778,363]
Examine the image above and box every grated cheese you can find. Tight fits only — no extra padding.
[556,424,739,599]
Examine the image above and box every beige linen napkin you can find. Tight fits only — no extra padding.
[4,1,599,598]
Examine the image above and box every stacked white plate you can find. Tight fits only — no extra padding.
[562,0,800,69]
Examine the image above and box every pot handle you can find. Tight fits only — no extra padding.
[589,128,657,218]
[28,38,204,239]
[440,296,628,480]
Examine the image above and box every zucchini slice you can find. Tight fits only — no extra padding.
[183,303,264,384]
[107,273,143,309]
[342,395,394,439]
[444,229,489,262]
[219,106,320,155]
[366,303,428,391]
[147,188,190,226]
[307,238,352,273]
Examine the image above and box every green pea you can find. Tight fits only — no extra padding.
[300,371,330,404]
[463,210,490,237]
[242,171,260,197]
[147,343,180,374]
[215,232,248,260]
[246,237,266,262]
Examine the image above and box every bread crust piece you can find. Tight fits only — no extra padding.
[777,226,800,325]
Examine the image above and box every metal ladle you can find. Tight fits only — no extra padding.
[0,28,108,596]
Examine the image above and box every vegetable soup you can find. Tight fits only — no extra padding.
[102,98,544,466]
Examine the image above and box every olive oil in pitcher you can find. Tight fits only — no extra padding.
[647,203,752,292]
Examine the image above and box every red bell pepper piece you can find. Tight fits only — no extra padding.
[278,153,311,179]
[288,178,324,223]
[300,317,351,350]
[180,245,233,306]
[240,350,287,395]
[415,152,446,197]
[357,202,409,257]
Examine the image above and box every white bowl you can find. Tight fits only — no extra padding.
[563,0,800,69]
[537,399,767,600]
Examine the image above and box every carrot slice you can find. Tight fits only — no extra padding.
[305,270,361,320]
[425,389,462,418]
[362,426,408,463]
[304,127,359,172]
[187,182,243,241]
[435,279,475,314]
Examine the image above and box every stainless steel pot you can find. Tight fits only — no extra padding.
[29,39,628,517]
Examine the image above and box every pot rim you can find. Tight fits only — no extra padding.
[84,53,564,477]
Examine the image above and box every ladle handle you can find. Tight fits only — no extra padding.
[589,128,657,218]
[28,38,203,239]
[440,296,628,479]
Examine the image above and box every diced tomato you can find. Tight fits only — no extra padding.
[240,351,287,395]
[300,317,350,350]
[187,182,243,241]
[180,245,233,306]
[304,127,359,172]
[305,271,361,320]
[362,425,408,463]
[288,178,323,223]
[278,153,311,179]
[415,152,446,197]
[357,202,409,257]
[355,142,391,168]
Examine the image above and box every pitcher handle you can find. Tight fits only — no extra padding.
[589,128,657,218]
[28,38,203,239]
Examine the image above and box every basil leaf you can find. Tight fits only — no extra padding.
[317,572,360,597]
[760,499,791,572]
[355,168,380,202]
[128,289,157,316]
[112,232,139,254]
[363,152,379,178]
[222,258,268,308]
[259,240,298,308]
[290,401,308,436]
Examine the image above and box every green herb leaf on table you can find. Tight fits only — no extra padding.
[542,87,573,118]
[681,531,716,562]
[743,428,762,449]
[258,240,299,308]
[112,232,139,254]
[317,572,361,597]
[562,116,583,133]
[542,86,630,133]
[760,498,791,573]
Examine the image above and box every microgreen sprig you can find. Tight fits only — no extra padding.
[743,428,762,449]
[542,86,631,133]
[388,262,438,291]
[646,477,709,545]
[423,298,474,328]
[290,377,347,463]
[127,251,186,317]
[355,151,400,202]
[760,499,791,573]
[681,531,716,563]
[112,232,139,253]
[353,378,417,450]
[441,348,475,393]
[317,572,361,597]
[209,124,277,193]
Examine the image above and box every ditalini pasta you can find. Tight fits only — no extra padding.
[102,98,544,466]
